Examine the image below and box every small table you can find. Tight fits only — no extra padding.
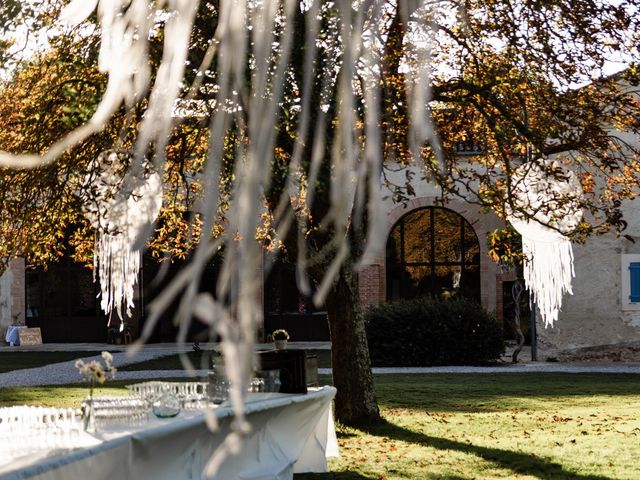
[4,326,26,346]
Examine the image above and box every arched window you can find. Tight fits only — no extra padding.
[386,207,481,301]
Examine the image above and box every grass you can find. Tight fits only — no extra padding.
[117,350,219,371]
[2,366,639,479]
[296,373,640,480]
[0,378,191,408]
[118,349,332,371]
[0,351,103,373]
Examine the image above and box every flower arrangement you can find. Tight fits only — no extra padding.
[75,351,117,385]
[271,329,290,341]
[75,351,117,431]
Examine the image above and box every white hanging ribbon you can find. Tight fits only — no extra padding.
[507,159,583,327]
[82,154,163,322]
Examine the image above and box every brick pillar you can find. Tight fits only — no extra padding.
[358,261,385,308]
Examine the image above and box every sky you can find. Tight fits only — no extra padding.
[0,1,635,87]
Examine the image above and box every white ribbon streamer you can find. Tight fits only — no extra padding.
[82,154,163,322]
[507,159,583,327]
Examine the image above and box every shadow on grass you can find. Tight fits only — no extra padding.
[373,373,640,413]
[0,351,103,374]
[295,474,471,480]
[357,420,616,480]
[294,473,372,479]
[119,350,333,371]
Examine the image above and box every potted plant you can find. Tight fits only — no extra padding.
[271,329,290,350]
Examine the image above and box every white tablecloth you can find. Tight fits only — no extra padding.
[4,326,26,346]
[0,387,338,480]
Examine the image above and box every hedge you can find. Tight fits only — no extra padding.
[365,296,504,366]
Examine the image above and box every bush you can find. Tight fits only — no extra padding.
[365,296,504,366]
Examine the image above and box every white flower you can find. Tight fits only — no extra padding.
[74,352,116,383]
[101,351,113,367]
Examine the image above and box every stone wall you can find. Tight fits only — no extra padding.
[366,163,640,362]
[553,341,640,362]
[0,258,25,343]
[536,201,640,360]
[9,258,25,326]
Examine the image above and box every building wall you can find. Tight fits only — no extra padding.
[7,171,640,354]
[0,259,26,342]
[9,258,25,326]
[533,100,640,359]
[368,158,640,360]
[358,176,505,314]
[537,201,640,359]
[358,262,384,308]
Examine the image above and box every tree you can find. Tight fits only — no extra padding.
[0,0,639,429]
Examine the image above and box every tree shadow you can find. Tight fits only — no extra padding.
[358,420,617,480]
[294,473,371,479]
[372,373,640,413]
[296,474,473,480]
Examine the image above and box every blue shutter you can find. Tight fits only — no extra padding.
[630,262,640,302]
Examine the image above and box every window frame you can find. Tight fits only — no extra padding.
[386,206,481,301]
[621,254,640,311]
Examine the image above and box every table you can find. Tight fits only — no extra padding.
[4,326,26,346]
[0,387,338,480]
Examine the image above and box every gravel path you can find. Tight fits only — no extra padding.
[0,350,172,387]
[4,357,640,388]
[364,364,640,374]
[0,342,329,387]
[3,341,640,387]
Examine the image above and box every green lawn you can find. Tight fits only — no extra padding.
[118,349,332,371]
[297,373,640,480]
[117,350,219,371]
[0,378,190,408]
[0,351,103,373]
[1,372,639,479]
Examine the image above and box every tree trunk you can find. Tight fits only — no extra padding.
[325,262,381,425]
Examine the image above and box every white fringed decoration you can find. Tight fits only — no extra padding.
[510,219,576,327]
[0,0,441,475]
[82,153,163,322]
[507,160,583,327]
[60,0,154,125]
